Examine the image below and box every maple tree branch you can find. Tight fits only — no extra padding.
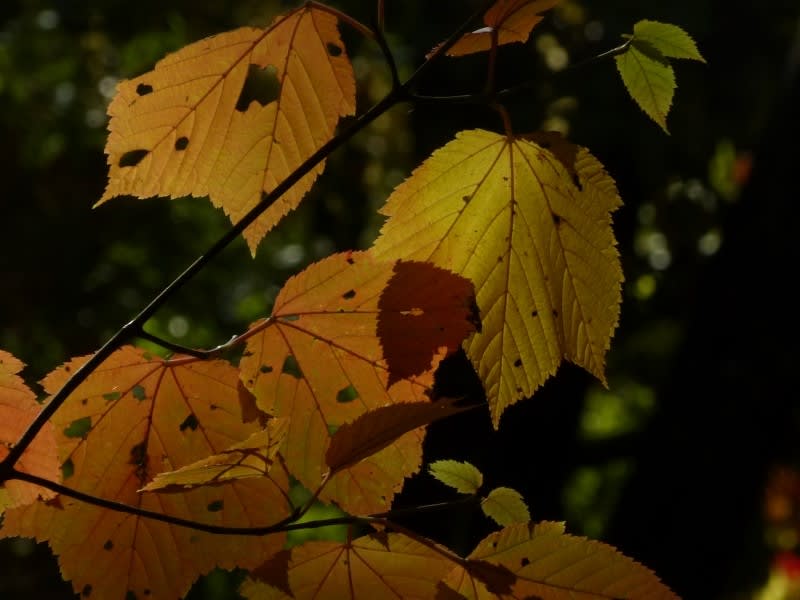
[134,330,213,359]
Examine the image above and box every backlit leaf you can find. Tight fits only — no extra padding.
[326,399,470,474]
[441,521,679,599]
[372,130,622,427]
[0,347,291,600]
[141,417,289,492]
[481,487,529,526]
[0,350,58,511]
[240,253,476,514]
[444,0,561,57]
[98,5,356,254]
[240,532,456,599]
[615,21,704,133]
[429,460,484,495]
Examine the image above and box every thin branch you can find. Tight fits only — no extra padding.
[568,38,632,70]
[135,330,212,359]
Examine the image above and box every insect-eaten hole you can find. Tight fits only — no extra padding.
[236,64,280,112]
[174,136,189,151]
[118,149,149,168]
[136,83,153,96]
[326,42,343,57]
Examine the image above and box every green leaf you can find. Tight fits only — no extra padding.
[429,460,483,494]
[481,486,530,526]
[633,20,706,62]
[615,40,675,133]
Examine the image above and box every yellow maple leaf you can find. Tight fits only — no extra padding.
[98,6,356,254]
[371,129,623,427]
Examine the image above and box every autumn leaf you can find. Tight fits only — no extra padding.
[0,350,58,511]
[441,521,680,599]
[615,20,705,133]
[0,347,291,600]
[481,487,530,526]
[325,399,471,474]
[443,0,561,57]
[141,417,289,492]
[429,460,484,495]
[97,5,356,254]
[240,252,477,514]
[371,130,622,427]
[240,531,457,599]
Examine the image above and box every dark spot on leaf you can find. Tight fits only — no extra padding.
[118,149,149,168]
[125,591,137,600]
[552,309,559,317]
[497,256,503,263]
[514,358,522,367]
[179,413,199,432]
[64,366,71,372]
[82,584,92,597]
[143,591,151,597]
[260,364,273,374]
[64,416,92,439]
[81,398,88,405]
[346,256,355,264]
[103,391,121,402]
[462,195,471,203]
[104,539,113,550]
[327,424,339,436]
[531,310,538,317]
[210,404,218,411]
[326,42,343,56]
[129,442,148,483]
[521,557,530,567]
[174,136,189,151]
[132,385,146,401]
[282,355,303,379]
[552,213,562,225]
[342,289,356,300]
[61,459,74,480]
[502,176,509,181]
[280,314,299,322]
[469,560,515,595]
[136,83,153,96]
[336,385,359,403]
[207,499,224,512]
[236,64,280,112]
[516,386,523,393]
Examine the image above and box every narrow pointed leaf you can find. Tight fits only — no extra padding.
[98,5,356,254]
[633,20,705,62]
[0,347,291,600]
[442,521,679,599]
[429,460,484,495]
[444,0,561,57]
[372,130,622,427]
[615,39,675,132]
[0,350,58,511]
[240,252,476,513]
[481,487,530,526]
[326,399,470,473]
[141,417,289,492]
[240,532,457,599]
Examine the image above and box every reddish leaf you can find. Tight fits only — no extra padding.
[0,347,291,600]
[240,252,476,514]
[325,398,471,474]
[0,350,58,511]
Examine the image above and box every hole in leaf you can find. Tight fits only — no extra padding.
[260,364,273,374]
[104,539,113,551]
[126,591,138,600]
[136,83,153,96]
[118,149,149,168]
[531,310,538,317]
[129,442,147,468]
[514,358,522,367]
[174,136,189,151]
[521,557,530,567]
[552,213,562,225]
[207,499,224,512]
[336,385,359,403]
[103,391,121,402]
[342,289,356,300]
[326,42,343,56]
[552,309,559,317]
[64,416,92,439]
[236,64,280,112]
[281,355,303,379]
[132,385,146,401]
[280,314,299,322]
[61,458,74,480]
[327,424,339,436]
[179,413,199,432]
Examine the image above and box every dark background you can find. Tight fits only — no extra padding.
[1,1,799,598]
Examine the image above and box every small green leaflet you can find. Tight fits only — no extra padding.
[615,20,705,133]
[429,460,483,494]
[481,486,530,526]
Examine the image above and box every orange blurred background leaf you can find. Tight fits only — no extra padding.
[240,252,476,514]
[0,350,58,511]
[98,5,356,254]
[0,347,291,600]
